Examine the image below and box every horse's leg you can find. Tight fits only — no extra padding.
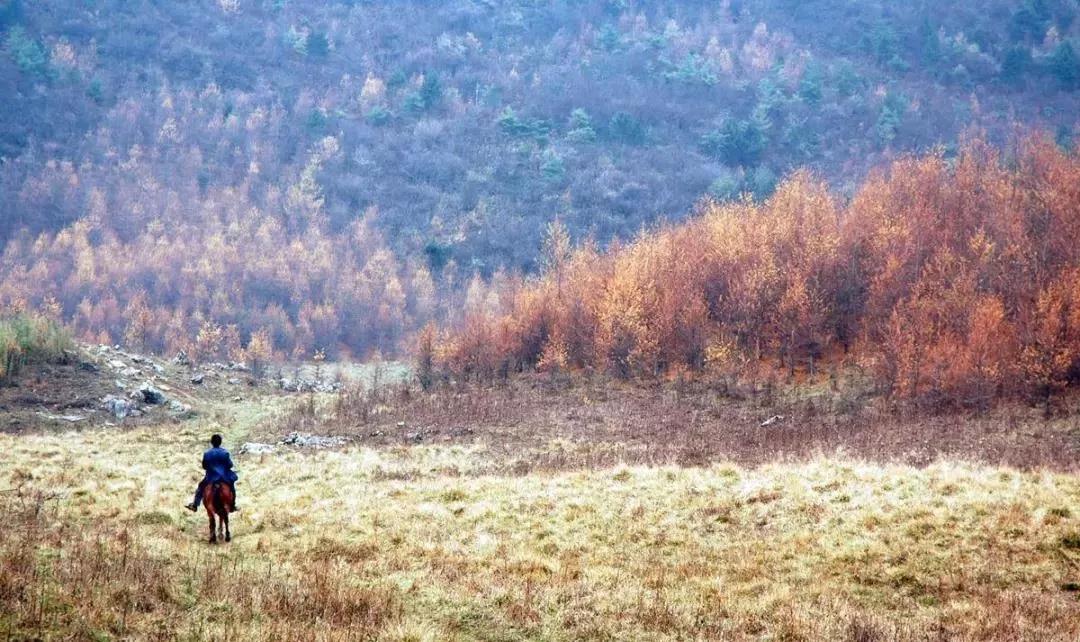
[208,511,217,544]
[222,511,231,543]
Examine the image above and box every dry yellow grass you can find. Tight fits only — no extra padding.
[2,407,1079,642]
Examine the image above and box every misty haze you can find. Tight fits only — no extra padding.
[1,0,1079,640]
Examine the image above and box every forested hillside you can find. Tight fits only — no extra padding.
[435,136,1080,408]
[0,0,1077,358]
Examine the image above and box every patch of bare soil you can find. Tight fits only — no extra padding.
[0,345,270,433]
[0,360,115,432]
[275,376,1080,472]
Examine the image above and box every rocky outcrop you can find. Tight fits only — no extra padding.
[279,432,347,448]
[239,442,276,455]
[137,383,167,405]
[278,377,342,393]
[102,395,137,420]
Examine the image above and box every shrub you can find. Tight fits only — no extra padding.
[1049,41,1079,90]
[0,314,73,381]
[700,117,768,167]
[876,91,908,146]
[798,64,824,105]
[708,168,743,201]
[566,109,597,143]
[4,25,48,76]
[307,31,329,58]
[608,112,646,146]
[1001,46,1033,84]
[540,150,566,182]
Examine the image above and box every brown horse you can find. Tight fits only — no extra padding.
[203,482,234,544]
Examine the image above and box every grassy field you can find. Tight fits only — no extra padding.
[2,377,1080,641]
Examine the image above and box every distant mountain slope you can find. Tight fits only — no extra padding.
[1,0,1077,266]
[0,0,1076,356]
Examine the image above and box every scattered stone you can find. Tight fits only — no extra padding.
[396,421,407,429]
[239,442,276,455]
[37,412,86,423]
[405,432,423,443]
[120,367,140,378]
[108,359,127,371]
[278,432,346,449]
[191,373,205,385]
[77,361,100,373]
[278,377,342,393]
[167,399,195,418]
[227,377,241,385]
[102,395,137,421]
[173,350,190,366]
[137,383,167,405]
[760,415,786,428]
[152,363,166,375]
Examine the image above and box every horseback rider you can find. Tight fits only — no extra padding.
[186,433,239,512]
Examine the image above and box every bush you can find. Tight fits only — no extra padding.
[0,314,73,381]
[700,117,768,167]
[834,60,864,96]
[708,168,743,201]
[4,25,48,76]
[365,105,392,126]
[664,54,719,86]
[1050,41,1079,90]
[540,150,566,182]
[566,108,597,143]
[497,107,551,139]
[798,64,824,105]
[1001,46,1033,84]
[307,31,329,58]
[876,91,908,146]
[608,112,646,145]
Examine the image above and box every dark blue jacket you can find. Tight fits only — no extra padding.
[201,447,238,484]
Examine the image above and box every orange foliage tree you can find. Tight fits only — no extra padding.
[434,135,1080,408]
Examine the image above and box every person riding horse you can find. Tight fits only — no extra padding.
[186,433,239,513]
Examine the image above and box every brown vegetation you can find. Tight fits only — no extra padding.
[3,413,1079,641]
[433,136,1080,409]
[0,203,437,362]
[274,375,1080,473]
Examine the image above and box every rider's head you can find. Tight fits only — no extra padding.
[210,434,223,448]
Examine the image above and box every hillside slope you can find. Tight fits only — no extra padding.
[0,0,1077,358]
[2,0,1078,263]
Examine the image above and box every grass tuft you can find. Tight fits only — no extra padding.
[0,313,73,382]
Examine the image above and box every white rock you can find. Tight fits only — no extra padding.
[239,442,276,455]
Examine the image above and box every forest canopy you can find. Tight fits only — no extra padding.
[0,0,1077,361]
[432,136,1080,408]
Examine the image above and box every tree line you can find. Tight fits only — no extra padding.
[430,135,1080,409]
